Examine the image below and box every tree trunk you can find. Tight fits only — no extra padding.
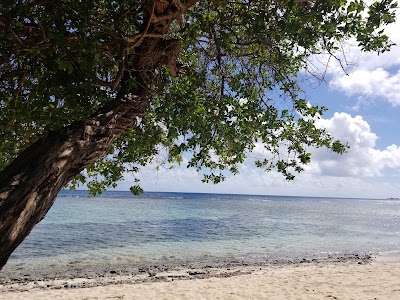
[0,0,197,271]
[0,91,146,270]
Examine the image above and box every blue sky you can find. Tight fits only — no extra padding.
[113,18,400,199]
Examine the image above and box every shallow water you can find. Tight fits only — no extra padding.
[3,191,400,278]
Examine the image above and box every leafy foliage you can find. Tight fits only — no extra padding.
[0,0,397,195]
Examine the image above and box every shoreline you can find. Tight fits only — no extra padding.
[1,256,400,300]
[0,253,376,292]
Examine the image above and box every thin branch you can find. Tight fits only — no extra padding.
[126,33,168,43]
[323,37,349,76]
[63,47,113,88]
[126,0,155,50]
[111,43,127,90]
[7,28,26,48]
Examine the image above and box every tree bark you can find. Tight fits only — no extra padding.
[0,0,198,271]
[0,89,146,270]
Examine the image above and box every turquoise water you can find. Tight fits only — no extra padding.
[3,191,400,277]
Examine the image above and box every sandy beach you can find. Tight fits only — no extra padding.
[1,258,400,300]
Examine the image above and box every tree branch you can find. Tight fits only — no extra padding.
[127,0,155,50]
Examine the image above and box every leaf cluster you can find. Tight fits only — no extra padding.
[1,0,397,194]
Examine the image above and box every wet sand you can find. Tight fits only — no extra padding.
[1,256,399,300]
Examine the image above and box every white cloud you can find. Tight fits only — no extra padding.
[306,112,400,176]
[308,18,400,107]
[329,68,400,106]
[337,22,400,71]
[352,21,400,70]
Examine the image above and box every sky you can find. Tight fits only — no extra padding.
[114,15,400,199]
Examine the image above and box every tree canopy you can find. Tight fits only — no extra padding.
[0,0,397,195]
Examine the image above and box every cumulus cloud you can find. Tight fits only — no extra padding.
[307,17,400,107]
[306,112,400,176]
[329,68,400,106]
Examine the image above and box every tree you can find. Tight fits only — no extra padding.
[0,0,396,270]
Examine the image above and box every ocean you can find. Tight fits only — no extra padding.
[2,190,400,279]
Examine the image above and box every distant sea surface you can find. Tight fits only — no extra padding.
[3,191,400,278]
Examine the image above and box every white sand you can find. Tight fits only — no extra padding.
[2,260,400,300]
